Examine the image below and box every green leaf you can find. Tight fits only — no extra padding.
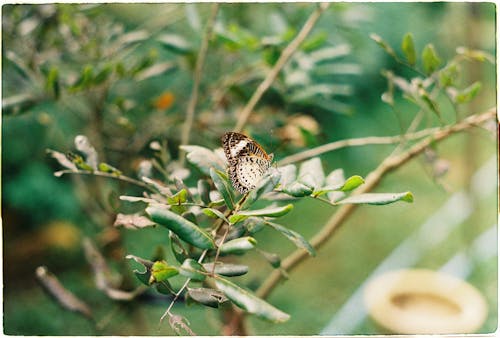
[456,47,495,63]
[241,169,282,209]
[197,179,211,205]
[370,33,397,58]
[202,208,229,222]
[341,175,365,192]
[126,254,153,285]
[187,287,227,308]
[337,191,414,205]
[94,64,113,85]
[45,66,60,99]
[151,260,179,283]
[233,204,294,222]
[203,262,249,277]
[420,90,442,118]
[210,168,235,210]
[146,205,216,249]
[454,82,482,104]
[301,31,328,52]
[439,62,460,87]
[422,44,441,74]
[170,233,189,264]
[401,33,416,66]
[283,181,314,197]
[219,237,257,255]
[156,281,174,295]
[180,145,225,175]
[179,258,206,282]
[214,277,290,323]
[259,250,281,268]
[167,189,188,205]
[98,162,122,176]
[265,221,315,256]
[228,213,248,225]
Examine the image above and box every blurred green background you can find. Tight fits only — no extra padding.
[2,2,496,335]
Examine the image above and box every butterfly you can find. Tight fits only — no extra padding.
[221,132,274,194]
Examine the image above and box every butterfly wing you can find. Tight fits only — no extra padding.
[221,132,272,194]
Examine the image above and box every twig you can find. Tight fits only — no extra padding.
[54,169,156,193]
[234,3,330,132]
[180,3,219,166]
[256,108,496,299]
[278,125,440,166]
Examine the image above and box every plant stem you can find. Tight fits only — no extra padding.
[256,108,496,299]
[180,3,219,166]
[54,169,156,193]
[234,3,330,132]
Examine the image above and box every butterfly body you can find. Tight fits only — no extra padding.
[221,132,273,194]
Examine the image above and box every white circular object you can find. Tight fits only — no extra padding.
[363,269,488,334]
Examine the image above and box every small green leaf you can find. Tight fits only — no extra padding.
[401,33,416,66]
[202,208,229,222]
[45,66,60,99]
[439,62,460,87]
[219,236,257,255]
[156,281,174,295]
[370,33,397,58]
[337,191,414,205]
[150,261,179,283]
[420,90,442,118]
[265,221,315,256]
[422,44,441,74]
[235,204,294,219]
[259,250,281,268]
[126,254,153,285]
[341,175,365,192]
[214,276,290,322]
[94,64,113,85]
[98,162,122,176]
[187,287,227,308]
[301,31,328,52]
[179,258,206,282]
[203,262,249,277]
[454,82,482,104]
[146,205,216,249]
[283,181,313,197]
[167,189,188,205]
[210,168,235,210]
[228,213,248,224]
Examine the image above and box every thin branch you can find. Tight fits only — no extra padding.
[256,107,496,299]
[234,3,330,132]
[180,3,220,166]
[278,125,440,166]
[55,169,156,193]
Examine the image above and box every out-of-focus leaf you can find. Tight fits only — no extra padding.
[158,34,193,54]
[179,258,206,282]
[146,205,216,249]
[36,266,93,319]
[185,4,201,31]
[337,191,414,205]
[214,277,290,323]
[265,221,315,256]
[202,208,229,223]
[301,31,328,52]
[47,149,77,171]
[150,260,179,283]
[169,314,196,336]
[219,236,257,255]
[181,145,226,175]
[93,64,113,85]
[456,47,495,63]
[439,62,460,87]
[259,250,281,268]
[197,179,211,205]
[135,62,176,81]
[65,152,93,172]
[45,66,60,99]
[370,33,397,58]
[98,162,122,176]
[210,168,235,210]
[74,135,98,170]
[203,262,249,277]
[401,33,416,66]
[114,213,156,229]
[187,287,228,308]
[454,82,482,104]
[422,44,441,74]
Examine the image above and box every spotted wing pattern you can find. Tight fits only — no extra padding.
[221,132,273,194]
